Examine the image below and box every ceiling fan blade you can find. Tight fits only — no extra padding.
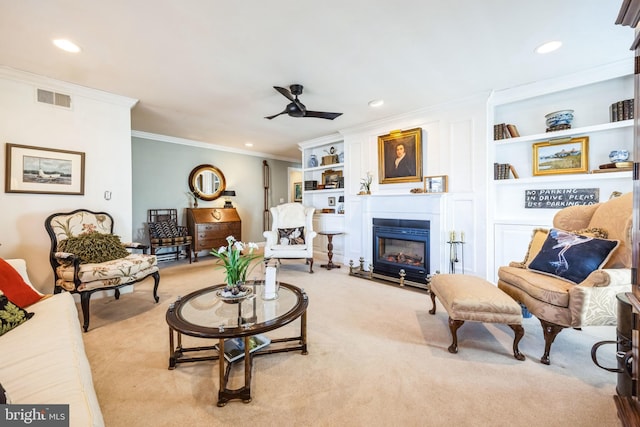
[304,111,343,120]
[274,86,295,102]
[264,110,287,120]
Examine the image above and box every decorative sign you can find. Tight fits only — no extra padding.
[524,188,599,209]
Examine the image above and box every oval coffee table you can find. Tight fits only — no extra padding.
[166,281,308,406]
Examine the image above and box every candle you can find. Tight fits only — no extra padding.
[264,266,277,300]
[452,231,456,242]
[461,231,465,242]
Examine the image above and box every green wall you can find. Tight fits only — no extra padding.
[132,137,298,255]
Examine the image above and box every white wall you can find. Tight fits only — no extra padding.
[0,67,137,292]
[341,94,489,277]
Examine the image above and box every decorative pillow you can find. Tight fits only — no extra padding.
[528,228,619,284]
[278,227,305,245]
[0,258,43,307]
[0,290,34,336]
[57,232,130,264]
[521,228,549,267]
[149,221,180,239]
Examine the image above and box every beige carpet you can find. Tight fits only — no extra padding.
[81,257,622,426]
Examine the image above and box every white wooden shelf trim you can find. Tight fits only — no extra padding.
[493,120,632,146]
[494,171,632,185]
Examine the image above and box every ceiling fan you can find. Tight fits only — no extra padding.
[265,84,342,120]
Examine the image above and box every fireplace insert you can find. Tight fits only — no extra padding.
[372,218,430,287]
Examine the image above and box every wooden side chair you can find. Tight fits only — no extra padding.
[147,209,192,263]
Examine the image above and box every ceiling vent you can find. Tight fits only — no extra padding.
[37,88,71,108]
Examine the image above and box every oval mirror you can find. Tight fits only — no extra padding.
[188,164,226,201]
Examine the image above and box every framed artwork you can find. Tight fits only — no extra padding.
[532,136,589,176]
[423,175,448,193]
[328,196,336,206]
[293,182,302,202]
[322,169,342,187]
[5,143,85,195]
[377,127,423,184]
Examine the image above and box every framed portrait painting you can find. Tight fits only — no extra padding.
[532,136,588,176]
[378,127,422,184]
[5,143,85,195]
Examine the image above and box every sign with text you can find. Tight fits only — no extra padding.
[524,188,599,209]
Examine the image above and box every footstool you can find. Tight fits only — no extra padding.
[429,274,525,360]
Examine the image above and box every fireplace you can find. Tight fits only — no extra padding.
[372,218,430,287]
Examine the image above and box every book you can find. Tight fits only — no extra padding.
[508,164,519,179]
[506,124,520,138]
[215,334,271,363]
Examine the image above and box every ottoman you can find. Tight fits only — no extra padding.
[429,274,525,360]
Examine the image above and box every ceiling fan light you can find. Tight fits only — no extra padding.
[535,40,562,54]
[368,99,384,107]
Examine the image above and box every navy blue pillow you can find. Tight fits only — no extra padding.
[528,228,619,284]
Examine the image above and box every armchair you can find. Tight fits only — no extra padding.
[497,192,632,364]
[45,209,160,332]
[263,203,317,273]
[148,209,192,263]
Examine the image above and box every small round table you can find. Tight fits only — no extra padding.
[318,231,344,270]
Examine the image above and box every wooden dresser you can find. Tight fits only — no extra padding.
[186,208,241,261]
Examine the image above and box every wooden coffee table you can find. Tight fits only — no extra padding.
[166,281,308,406]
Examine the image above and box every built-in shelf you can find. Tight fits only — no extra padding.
[494,171,632,185]
[494,119,633,146]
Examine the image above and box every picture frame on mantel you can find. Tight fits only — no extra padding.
[378,127,423,184]
[532,136,589,176]
[424,175,448,193]
[5,143,85,195]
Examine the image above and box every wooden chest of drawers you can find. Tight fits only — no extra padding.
[186,208,241,261]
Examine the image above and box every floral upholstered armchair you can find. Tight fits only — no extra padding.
[497,192,632,364]
[45,209,160,331]
[263,203,317,273]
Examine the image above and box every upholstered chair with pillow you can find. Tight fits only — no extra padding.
[498,192,632,364]
[263,203,317,273]
[45,209,160,331]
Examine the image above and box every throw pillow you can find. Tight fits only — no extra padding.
[278,227,305,245]
[521,228,549,267]
[528,228,619,284]
[57,232,130,264]
[0,290,34,337]
[149,221,180,239]
[0,258,43,308]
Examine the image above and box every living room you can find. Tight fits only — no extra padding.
[0,1,637,425]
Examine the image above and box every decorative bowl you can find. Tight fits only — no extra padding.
[545,110,574,127]
[609,149,630,163]
[216,287,253,304]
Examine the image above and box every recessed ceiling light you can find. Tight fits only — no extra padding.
[368,99,384,108]
[535,40,562,54]
[53,39,81,53]
[244,142,253,147]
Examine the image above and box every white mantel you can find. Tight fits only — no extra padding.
[348,193,453,275]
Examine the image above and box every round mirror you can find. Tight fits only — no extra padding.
[188,164,226,201]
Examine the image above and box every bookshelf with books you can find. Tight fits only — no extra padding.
[486,60,634,280]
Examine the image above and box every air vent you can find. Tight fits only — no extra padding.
[37,88,71,108]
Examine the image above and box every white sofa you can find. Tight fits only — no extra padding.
[0,259,104,426]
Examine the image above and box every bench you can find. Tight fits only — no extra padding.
[429,274,525,360]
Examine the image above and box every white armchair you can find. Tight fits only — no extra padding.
[263,203,317,273]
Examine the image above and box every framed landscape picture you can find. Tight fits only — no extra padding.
[5,143,85,195]
[424,175,448,193]
[293,182,302,202]
[532,137,589,176]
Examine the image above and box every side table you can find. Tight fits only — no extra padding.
[318,231,344,270]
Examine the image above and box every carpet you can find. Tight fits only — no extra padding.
[81,257,622,426]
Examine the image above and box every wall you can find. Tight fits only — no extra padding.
[341,94,489,277]
[0,67,137,292]
[131,135,299,255]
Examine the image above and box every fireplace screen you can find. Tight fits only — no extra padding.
[372,218,429,284]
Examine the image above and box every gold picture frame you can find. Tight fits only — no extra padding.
[321,169,342,188]
[423,175,448,193]
[378,127,423,184]
[5,143,85,195]
[293,182,302,202]
[532,136,589,176]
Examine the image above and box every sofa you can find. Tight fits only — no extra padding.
[0,258,104,426]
